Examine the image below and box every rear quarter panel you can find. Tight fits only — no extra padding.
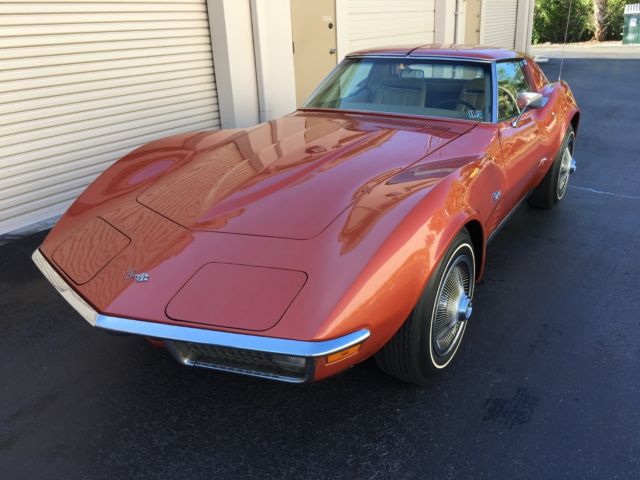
[526,59,580,186]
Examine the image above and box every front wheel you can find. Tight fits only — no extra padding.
[528,126,576,209]
[376,230,476,385]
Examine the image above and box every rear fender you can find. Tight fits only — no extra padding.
[560,80,580,138]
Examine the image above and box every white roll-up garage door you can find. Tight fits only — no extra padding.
[344,0,436,54]
[0,0,221,235]
[480,0,519,48]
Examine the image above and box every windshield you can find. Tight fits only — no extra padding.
[304,57,493,122]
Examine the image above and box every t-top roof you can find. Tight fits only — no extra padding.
[347,44,523,61]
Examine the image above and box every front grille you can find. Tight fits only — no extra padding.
[165,341,311,383]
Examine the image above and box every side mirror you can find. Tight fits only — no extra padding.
[512,92,544,127]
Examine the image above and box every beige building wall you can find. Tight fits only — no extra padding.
[208,0,296,127]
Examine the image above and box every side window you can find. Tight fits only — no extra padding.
[496,61,532,122]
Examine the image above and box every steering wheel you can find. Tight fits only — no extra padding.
[433,98,477,110]
[498,85,519,111]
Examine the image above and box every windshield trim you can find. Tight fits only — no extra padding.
[296,107,483,125]
[346,54,495,64]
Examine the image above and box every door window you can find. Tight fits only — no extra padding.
[496,61,532,122]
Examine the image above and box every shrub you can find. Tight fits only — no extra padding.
[533,0,637,43]
[533,0,594,44]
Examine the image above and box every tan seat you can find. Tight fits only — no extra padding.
[457,77,486,111]
[372,77,427,107]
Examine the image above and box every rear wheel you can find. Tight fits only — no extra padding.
[528,127,575,209]
[376,230,475,385]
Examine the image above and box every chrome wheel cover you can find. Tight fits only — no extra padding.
[431,246,474,361]
[557,132,575,199]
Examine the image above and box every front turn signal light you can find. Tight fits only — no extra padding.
[325,344,362,365]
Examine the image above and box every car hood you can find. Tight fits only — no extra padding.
[137,112,475,239]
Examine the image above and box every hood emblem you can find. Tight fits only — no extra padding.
[125,269,149,283]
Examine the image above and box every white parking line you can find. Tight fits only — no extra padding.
[569,185,640,200]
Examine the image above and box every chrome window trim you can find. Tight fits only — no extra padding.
[491,61,499,123]
[32,249,370,358]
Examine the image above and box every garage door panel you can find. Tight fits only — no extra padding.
[349,16,436,40]
[480,0,518,48]
[344,0,435,55]
[0,106,218,163]
[4,144,142,184]
[348,0,435,13]
[2,69,215,108]
[0,91,216,139]
[349,31,435,52]
[0,0,220,235]
[2,160,117,200]
[0,12,208,26]
[1,95,217,145]
[3,163,117,203]
[0,58,213,94]
[0,28,211,49]
[1,189,87,232]
[7,0,203,3]
[2,111,219,169]
[349,13,435,29]
[1,175,105,214]
[2,43,213,70]
[0,35,211,61]
[3,52,213,83]
[0,118,218,229]
[1,82,217,128]
[1,202,70,237]
[0,2,207,14]
[2,74,216,117]
[1,118,217,201]
[0,20,210,37]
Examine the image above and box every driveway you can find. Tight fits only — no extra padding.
[2,58,639,479]
[531,41,640,59]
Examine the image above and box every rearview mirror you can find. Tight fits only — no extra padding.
[512,92,544,127]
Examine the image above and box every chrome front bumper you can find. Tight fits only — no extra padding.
[32,249,369,382]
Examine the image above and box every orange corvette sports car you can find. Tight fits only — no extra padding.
[33,46,579,385]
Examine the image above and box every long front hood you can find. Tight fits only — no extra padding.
[137,112,473,239]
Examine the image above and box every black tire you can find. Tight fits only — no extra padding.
[528,126,575,209]
[375,230,476,386]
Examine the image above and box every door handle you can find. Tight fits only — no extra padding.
[329,48,337,54]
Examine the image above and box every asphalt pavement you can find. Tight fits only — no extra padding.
[531,41,640,59]
[2,58,639,479]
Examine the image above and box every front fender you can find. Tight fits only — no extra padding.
[314,164,488,368]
